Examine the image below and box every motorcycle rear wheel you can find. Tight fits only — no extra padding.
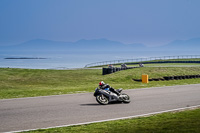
[121,93,131,103]
[96,94,109,105]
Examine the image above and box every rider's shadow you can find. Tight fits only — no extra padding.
[80,103,101,106]
[80,102,123,106]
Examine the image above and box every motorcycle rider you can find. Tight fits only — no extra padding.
[99,81,120,96]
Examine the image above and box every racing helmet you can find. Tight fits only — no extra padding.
[99,81,105,86]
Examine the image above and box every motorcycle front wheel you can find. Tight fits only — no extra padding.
[96,94,109,105]
[121,93,131,103]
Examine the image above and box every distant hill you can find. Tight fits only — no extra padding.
[0,38,147,52]
[156,38,200,51]
[0,38,200,52]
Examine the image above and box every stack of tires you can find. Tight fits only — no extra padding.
[163,75,200,80]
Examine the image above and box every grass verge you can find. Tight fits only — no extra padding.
[0,67,200,99]
[24,108,200,133]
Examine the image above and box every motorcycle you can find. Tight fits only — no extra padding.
[93,87,130,105]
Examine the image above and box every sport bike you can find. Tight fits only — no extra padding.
[93,87,130,105]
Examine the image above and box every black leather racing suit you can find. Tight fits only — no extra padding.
[99,84,120,96]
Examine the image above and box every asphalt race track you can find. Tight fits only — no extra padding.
[1,84,200,132]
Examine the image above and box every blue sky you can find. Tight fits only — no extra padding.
[0,0,200,46]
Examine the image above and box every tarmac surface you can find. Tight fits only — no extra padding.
[0,84,200,132]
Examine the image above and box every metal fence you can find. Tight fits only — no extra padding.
[84,55,200,68]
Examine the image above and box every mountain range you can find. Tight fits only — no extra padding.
[0,38,200,52]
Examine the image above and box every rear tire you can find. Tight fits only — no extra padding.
[121,93,130,103]
[96,94,109,105]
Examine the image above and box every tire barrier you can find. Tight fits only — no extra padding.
[102,67,138,75]
[133,74,200,82]
[107,68,113,74]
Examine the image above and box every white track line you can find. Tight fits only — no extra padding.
[7,104,200,133]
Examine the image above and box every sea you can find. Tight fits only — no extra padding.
[0,50,199,69]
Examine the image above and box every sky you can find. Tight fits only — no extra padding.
[0,0,200,47]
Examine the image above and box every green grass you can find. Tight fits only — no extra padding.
[24,108,200,133]
[0,67,200,99]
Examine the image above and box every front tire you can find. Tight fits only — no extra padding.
[121,93,130,103]
[96,94,109,105]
